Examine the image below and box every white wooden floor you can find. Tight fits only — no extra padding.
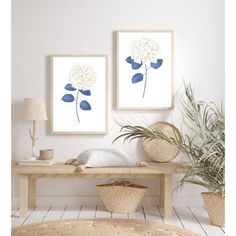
[11,205,225,236]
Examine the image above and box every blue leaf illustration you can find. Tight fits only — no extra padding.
[64,83,76,91]
[62,94,75,102]
[79,90,91,96]
[132,73,144,84]
[80,100,91,110]
[150,59,163,69]
[126,56,133,64]
[132,61,143,70]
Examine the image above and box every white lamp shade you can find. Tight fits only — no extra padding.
[23,98,48,121]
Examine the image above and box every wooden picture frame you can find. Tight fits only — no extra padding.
[50,55,108,134]
[116,30,174,110]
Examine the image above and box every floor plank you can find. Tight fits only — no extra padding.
[11,208,34,228]
[159,207,183,228]
[111,212,129,219]
[61,206,81,219]
[24,206,50,225]
[95,205,111,218]
[220,227,225,233]
[143,205,163,222]
[79,205,96,218]
[11,204,225,236]
[43,206,65,221]
[11,208,18,217]
[174,206,206,236]
[189,206,225,236]
[128,206,145,220]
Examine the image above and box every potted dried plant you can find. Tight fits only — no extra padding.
[114,83,225,226]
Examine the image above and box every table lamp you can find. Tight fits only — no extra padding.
[23,98,48,159]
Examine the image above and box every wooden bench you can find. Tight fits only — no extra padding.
[12,162,189,218]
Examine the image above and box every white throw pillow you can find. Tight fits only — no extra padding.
[77,148,135,167]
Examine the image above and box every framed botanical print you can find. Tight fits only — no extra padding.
[116,30,174,110]
[50,55,107,134]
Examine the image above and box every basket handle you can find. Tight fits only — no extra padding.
[111,181,131,187]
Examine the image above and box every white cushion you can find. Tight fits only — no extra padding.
[77,148,135,167]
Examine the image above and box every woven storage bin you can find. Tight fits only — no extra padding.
[96,181,148,214]
[201,192,225,227]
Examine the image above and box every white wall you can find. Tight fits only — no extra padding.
[12,0,224,206]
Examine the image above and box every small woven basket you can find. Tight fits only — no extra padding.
[96,181,148,214]
[201,192,225,227]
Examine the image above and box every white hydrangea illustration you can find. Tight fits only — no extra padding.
[131,37,160,63]
[69,64,96,90]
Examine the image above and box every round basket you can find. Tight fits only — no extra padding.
[142,121,182,162]
[96,181,148,214]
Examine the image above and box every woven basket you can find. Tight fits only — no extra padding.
[201,192,225,227]
[96,181,148,214]
[142,121,182,162]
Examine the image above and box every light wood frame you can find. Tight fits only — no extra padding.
[116,30,174,110]
[50,55,108,135]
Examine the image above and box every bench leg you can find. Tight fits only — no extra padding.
[160,174,172,218]
[19,174,28,218]
[28,178,36,208]
[159,175,164,208]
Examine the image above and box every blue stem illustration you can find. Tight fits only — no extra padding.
[142,64,148,98]
[76,90,80,123]
[142,66,151,76]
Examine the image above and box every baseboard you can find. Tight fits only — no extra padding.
[12,194,203,208]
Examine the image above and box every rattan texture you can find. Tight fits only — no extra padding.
[142,121,182,162]
[96,182,147,213]
[201,192,225,227]
[12,218,201,236]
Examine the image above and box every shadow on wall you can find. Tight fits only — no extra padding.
[45,56,51,135]
[11,102,26,159]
